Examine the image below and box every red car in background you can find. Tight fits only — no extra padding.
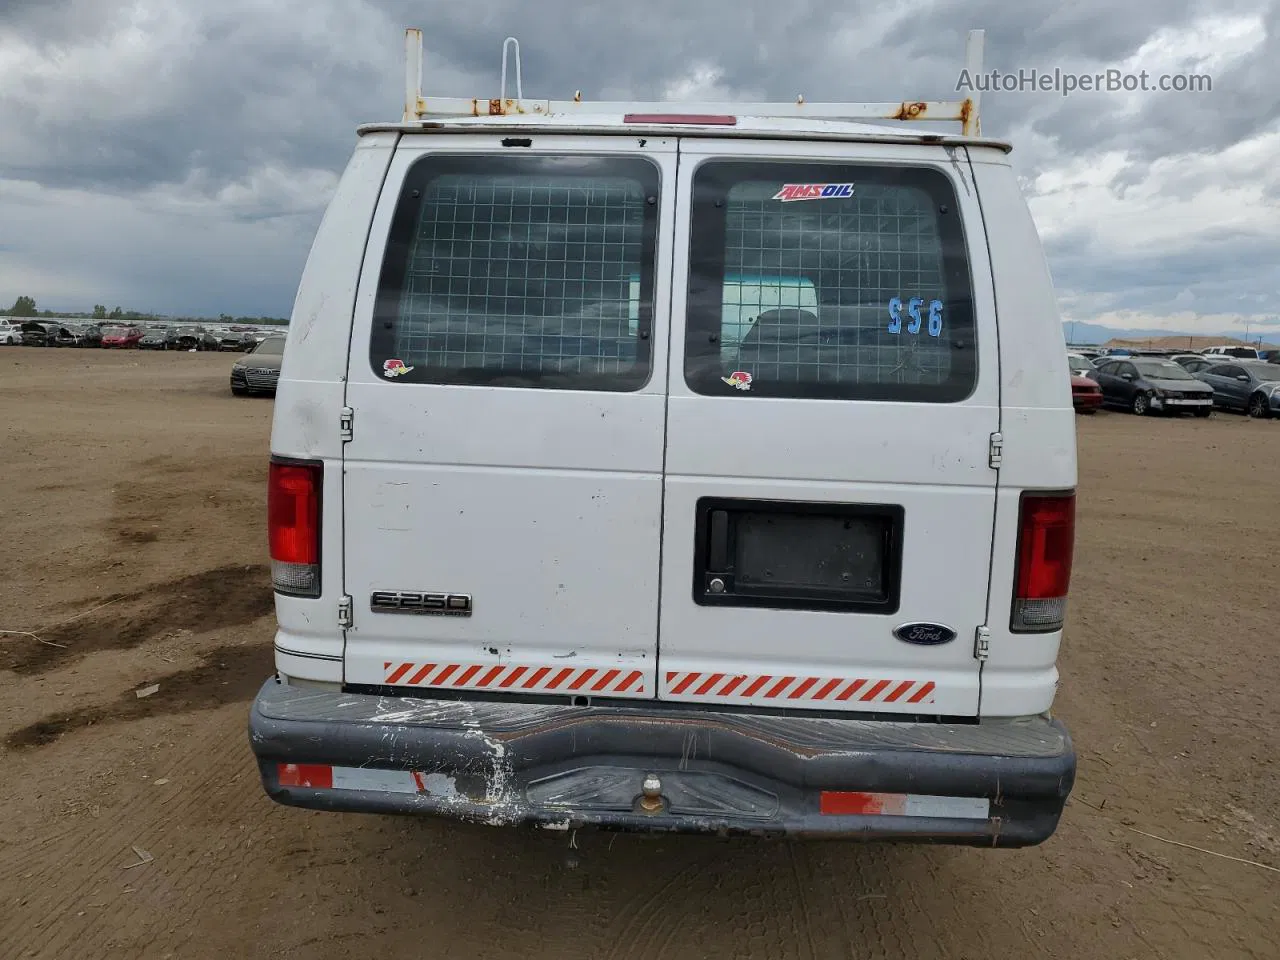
[101,324,144,348]
[1068,353,1103,414]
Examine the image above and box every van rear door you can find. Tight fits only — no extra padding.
[657,139,999,716]
[341,135,676,697]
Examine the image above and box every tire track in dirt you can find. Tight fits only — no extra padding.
[7,640,271,749]
[3,565,272,676]
[600,855,716,960]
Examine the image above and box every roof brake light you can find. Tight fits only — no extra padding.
[623,114,737,125]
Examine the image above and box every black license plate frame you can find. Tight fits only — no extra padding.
[692,498,904,613]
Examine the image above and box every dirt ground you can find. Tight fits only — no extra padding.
[2,347,1277,960]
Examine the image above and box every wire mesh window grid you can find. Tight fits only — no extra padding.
[392,174,650,382]
[713,180,954,388]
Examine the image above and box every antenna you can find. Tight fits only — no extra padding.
[500,37,523,102]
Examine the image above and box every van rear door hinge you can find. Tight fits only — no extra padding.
[338,595,353,629]
[988,432,1003,469]
[340,407,354,442]
[974,626,991,661]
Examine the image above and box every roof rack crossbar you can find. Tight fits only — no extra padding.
[402,28,986,137]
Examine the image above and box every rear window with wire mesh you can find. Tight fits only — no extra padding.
[683,161,976,401]
[371,154,659,390]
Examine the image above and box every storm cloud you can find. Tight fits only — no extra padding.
[1,0,1276,331]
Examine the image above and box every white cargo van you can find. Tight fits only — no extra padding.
[251,28,1078,845]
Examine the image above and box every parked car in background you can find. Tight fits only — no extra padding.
[1171,354,1219,374]
[101,324,144,348]
[1067,354,1103,414]
[217,330,256,352]
[0,319,23,344]
[1089,357,1215,416]
[138,327,171,349]
[1202,345,1260,360]
[53,322,101,347]
[170,325,218,351]
[1194,361,1280,418]
[20,321,59,346]
[229,335,283,396]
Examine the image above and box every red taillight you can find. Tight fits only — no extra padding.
[623,113,737,125]
[1011,491,1075,632]
[268,457,321,597]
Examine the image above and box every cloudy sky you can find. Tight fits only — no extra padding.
[1,0,1276,335]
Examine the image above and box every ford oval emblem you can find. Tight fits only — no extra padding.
[894,623,957,646]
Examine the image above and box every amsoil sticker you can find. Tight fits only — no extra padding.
[772,183,855,202]
[383,358,414,378]
[721,370,753,390]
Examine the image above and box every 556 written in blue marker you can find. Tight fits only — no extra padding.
[888,297,944,337]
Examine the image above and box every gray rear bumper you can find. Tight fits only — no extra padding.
[248,679,1075,846]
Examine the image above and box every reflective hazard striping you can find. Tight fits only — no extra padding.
[383,662,647,695]
[662,672,936,705]
[819,791,990,819]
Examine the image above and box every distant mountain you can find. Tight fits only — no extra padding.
[1062,321,1277,347]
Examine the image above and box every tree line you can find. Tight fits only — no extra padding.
[5,295,288,325]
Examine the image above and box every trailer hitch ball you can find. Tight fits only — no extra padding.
[638,773,665,813]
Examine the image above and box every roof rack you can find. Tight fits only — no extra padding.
[402,28,986,137]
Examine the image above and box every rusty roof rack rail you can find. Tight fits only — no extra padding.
[402,27,986,137]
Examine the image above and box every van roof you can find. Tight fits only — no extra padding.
[357,112,1012,152]
[368,26,1011,153]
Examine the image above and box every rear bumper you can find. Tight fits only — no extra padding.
[248,679,1076,846]
[1151,396,1213,411]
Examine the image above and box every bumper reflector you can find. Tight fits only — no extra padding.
[819,791,990,819]
[277,763,425,794]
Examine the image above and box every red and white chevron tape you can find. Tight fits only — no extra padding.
[380,662,933,706]
[662,671,936,705]
[383,662,647,695]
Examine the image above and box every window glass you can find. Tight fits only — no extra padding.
[684,161,975,401]
[253,338,285,356]
[1132,360,1194,380]
[371,154,660,390]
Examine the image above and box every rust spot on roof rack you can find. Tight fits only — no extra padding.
[892,101,928,121]
[476,98,544,116]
